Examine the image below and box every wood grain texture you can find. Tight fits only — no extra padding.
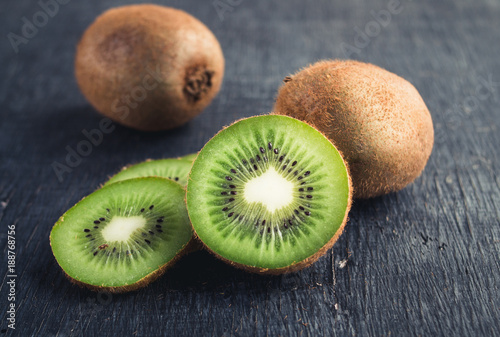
[1,0,499,336]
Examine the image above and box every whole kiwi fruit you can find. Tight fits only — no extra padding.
[274,60,434,199]
[75,4,225,131]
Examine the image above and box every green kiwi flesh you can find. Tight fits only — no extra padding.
[105,159,192,187]
[50,177,192,292]
[274,59,434,199]
[186,115,352,273]
[180,152,198,162]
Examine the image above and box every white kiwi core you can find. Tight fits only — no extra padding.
[101,216,146,242]
[243,166,294,213]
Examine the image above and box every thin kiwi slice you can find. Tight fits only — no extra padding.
[180,152,198,162]
[105,159,192,187]
[186,115,352,273]
[50,177,192,292]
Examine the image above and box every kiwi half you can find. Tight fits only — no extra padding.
[50,177,192,292]
[274,60,434,198]
[105,158,192,187]
[186,115,352,274]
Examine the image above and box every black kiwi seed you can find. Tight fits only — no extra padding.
[307,195,313,199]
[294,209,299,214]
[84,229,90,232]
[94,220,100,224]
[94,226,99,229]
[225,176,232,181]
[253,164,258,170]
[149,205,154,210]
[256,155,261,161]
[157,219,164,223]
[304,171,310,176]
[292,161,297,166]
[93,251,98,256]
[229,198,235,202]
[99,217,105,221]
[175,177,179,181]
[299,206,305,210]
[268,142,272,149]
[145,239,151,244]
[221,192,228,195]
[274,148,279,154]
[305,211,311,216]
[262,220,266,226]
[282,165,287,170]
[298,176,303,180]
[140,208,145,212]
[299,188,304,192]
[231,191,237,195]
[231,169,237,173]
[222,207,229,211]
[228,212,234,217]
[307,187,313,191]
[86,234,92,238]
[260,147,265,153]
[229,185,235,188]
[149,230,154,235]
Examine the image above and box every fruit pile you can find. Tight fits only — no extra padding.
[50,4,433,292]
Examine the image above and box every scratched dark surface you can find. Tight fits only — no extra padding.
[1,0,499,336]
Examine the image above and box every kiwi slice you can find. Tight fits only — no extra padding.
[50,177,192,292]
[105,159,192,187]
[180,152,198,162]
[186,115,352,273]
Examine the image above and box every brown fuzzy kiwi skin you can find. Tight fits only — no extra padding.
[186,114,353,274]
[274,60,434,199]
[75,4,225,131]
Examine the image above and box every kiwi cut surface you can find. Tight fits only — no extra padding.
[50,177,192,292]
[186,115,352,273]
[105,159,192,187]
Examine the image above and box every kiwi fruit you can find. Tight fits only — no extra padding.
[105,158,192,187]
[50,177,192,292]
[75,4,225,131]
[186,115,352,274]
[180,152,198,162]
[274,60,434,199]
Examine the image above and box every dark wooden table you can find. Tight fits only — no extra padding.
[1,0,499,336]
